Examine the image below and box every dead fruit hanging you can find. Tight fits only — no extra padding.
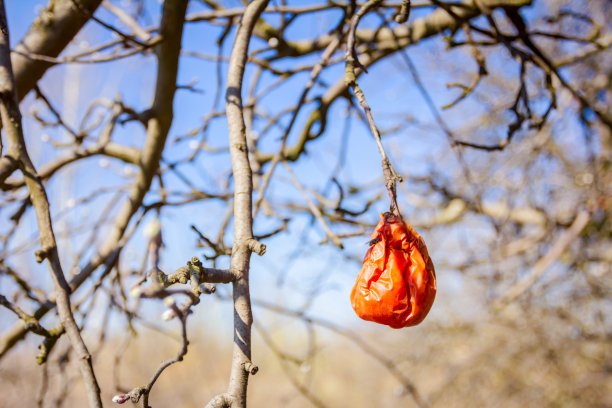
[351,212,436,328]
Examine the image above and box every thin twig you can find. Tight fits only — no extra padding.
[395,0,411,23]
[345,0,403,216]
[0,294,50,337]
[69,0,149,47]
[282,160,343,249]
[494,209,591,307]
[254,36,341,217]
[102,0,151,41]
[112,310,190,408]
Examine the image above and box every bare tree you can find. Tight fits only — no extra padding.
[0,0,610,407]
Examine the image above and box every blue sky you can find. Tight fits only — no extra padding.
[0,0,510,341]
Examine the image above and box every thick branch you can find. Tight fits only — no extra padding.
[255,0,532,166]
[221,0,270,407]
[0,0,188,359]
[0,2,102,407]
[12,0,103,101]
[260,0,532,59]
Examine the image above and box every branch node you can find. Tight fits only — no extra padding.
[34,246,52,263]
[205,393,233,408]
[200,282,216,294]
[36,325,65,365]
[244,361,259,375]
[189,256,202,267]
[113,386,146,404]
[247,238,266,256]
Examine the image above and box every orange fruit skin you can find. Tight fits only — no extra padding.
[351,212,437,328]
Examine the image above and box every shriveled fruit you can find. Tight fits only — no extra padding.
[351,212,436,328]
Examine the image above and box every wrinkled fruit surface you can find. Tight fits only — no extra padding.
[351,212,437,328]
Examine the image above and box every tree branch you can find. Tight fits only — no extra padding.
[255,0,532,166]
[12,0,103,101]
[345,0,403,216]
[0,2,102,406]
[216,0,270,407]
[494,209,591,308]
[0,0,188,360]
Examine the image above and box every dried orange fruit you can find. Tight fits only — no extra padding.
[351,212,436,328]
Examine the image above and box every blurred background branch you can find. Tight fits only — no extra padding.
[0,0,610,407]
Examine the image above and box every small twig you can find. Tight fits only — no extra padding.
[32,85,80,140]
[255,320,328,408]
[36,325,65,365]
[0,294,49,336]
[395,0,411,23]
[494,209,591,308]
[442,24,487,109]
[112,309,190,407]
[102,0,151,41]
[11,38,160,65]
[190,224,231,258]
[249,296,427,408]
[253,36,341,217]
[0,293,65,362]
[37,359,49,408]
[345,0,403,217]
[142,308,189,408]
[70,0,149,47]
[282,160,343,249]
